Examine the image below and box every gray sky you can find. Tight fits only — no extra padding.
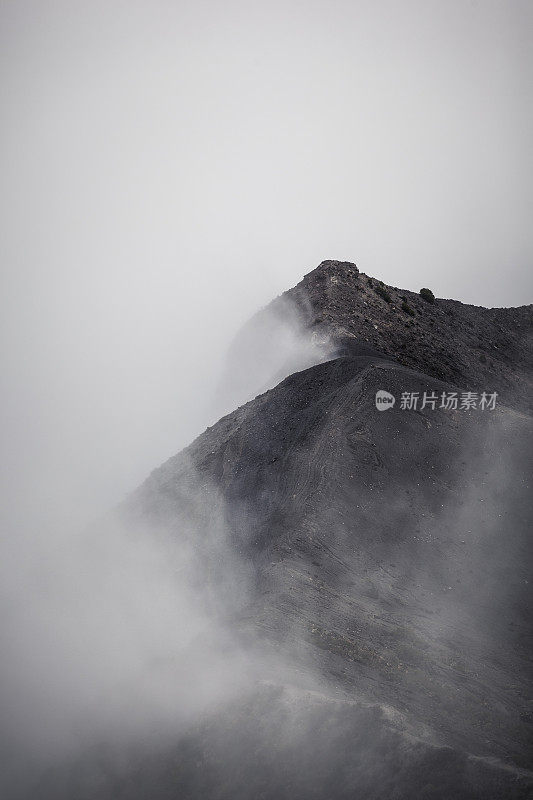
[1,0,532,517]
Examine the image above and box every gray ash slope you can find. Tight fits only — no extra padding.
[119,262,533,798]
[43,261,532,800]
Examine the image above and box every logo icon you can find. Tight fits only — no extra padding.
[375,390,395,411]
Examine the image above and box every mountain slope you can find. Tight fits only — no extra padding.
[42,261,533,800]
[133,346,533,770]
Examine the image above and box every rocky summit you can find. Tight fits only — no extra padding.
[269,260,532,412]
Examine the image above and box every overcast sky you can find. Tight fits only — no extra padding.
[1,0,532,520]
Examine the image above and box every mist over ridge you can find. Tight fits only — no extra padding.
[1,1,532,797]
[3,259,531,798]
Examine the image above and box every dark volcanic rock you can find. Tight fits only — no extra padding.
[122,263,533,798]
[278,260,533,413]
[133,348,533,772]
[45,261,533,799]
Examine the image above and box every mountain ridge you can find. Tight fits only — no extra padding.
[269,260,533,412]
[51,260,533,800]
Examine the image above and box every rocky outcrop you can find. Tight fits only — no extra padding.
[278,260,533,412]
